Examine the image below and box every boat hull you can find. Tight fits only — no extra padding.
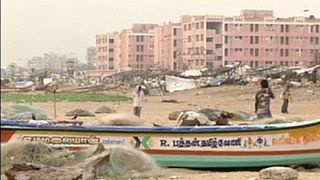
[1,120,320,168]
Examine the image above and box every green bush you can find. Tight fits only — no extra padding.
[1,92,131,103]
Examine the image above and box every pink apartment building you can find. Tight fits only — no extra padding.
[96,32,120,76]
[154,23,183,70]
[181,15,224,70]
[182,10,320,69]
[95,10,320,76]
[224,10,320,67]
[119,24,157,70]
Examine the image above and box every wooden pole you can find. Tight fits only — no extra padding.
[53,90,57,119]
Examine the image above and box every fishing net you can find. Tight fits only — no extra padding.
[0,142,94,174]
[98,113,144,126]
[1,142,163,179]
[65,109,95,117]
[95,105,117,114]
[1,104,50,120]
[105,146,163,178]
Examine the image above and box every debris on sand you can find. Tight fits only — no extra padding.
[3,143,164,180]
[98,113,144,126]
[65,109,95,117]
[161,99,179,103]
[259,166,299,180]
[94,105,117,114]
[168,110,191,120]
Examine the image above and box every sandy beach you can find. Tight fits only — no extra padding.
[3,84,320,179]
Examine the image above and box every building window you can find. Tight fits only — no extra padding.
[188,24,191,30]
[255,24,259,32]
[280,37,284,44]
[195,47,199,54]
[316,37,319,45]
[173,28,177,35]
[96,39,101,44]
[173,51,177,59]
[310,37,314,45]
[200,22,204,29]
[266,24,273,31]
[141,55,144,61]
[250,36,254,44]
[109,39,114,43]
[188,36,192,42]
[196,34,199,41]
[281,25,284,32]
[224,49,228,56]
[200,34,204,41]
[109,57,114,61]
[255,36,259,44]
[250,48,254,56]
[225,36,228,44]
[173,40,177,47]
[285,25,289,32]
[225,24,228,32]
[235,36,243,40]
[206,50,213,55]
[196,22,199,29]
[285,49,289,57]
[184,24,187,31]
[206,37,213,42]
[280,49,284,56]
[285,37,289,45]
[255,49,259,56]
[316,25,319,33]
[250,24,254,32]
[136,45,140,51]
[140,45,144,52]
[109,48,114,53]
[196,59,199,66]
[136,36,140,42]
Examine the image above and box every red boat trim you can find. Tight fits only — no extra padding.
[1,130,15,142]
[143,149,320,156]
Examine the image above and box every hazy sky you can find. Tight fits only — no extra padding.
[1,0,320,66]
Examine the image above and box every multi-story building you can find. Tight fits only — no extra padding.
[96,32,120,76]
[224,10,320,68]
[181,15,224,70]
[181,10,320,69]
[154,23,183,70]
[86,47,97,67]
[119,24,157,70]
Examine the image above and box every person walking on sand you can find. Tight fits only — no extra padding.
[132,85,145,117]
[255,79,275,119]
[281,85,292,114]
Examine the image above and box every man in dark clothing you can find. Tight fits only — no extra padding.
[255,79,275,119]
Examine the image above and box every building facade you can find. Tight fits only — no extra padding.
[119,24,157,70]
[181,15,224,70]
[96,32,120,76]
[224,10,320,68]
[94,10,320,76]
[154,23,183,70]
[86,47,97,67]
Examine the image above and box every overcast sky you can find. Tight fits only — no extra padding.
[1,0,320,66]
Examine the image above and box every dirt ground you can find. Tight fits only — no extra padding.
[3,84,320,180]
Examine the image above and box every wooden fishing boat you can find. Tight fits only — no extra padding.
[1,119,320,168]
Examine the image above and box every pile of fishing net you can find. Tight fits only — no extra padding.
[98,113,144,126]
[1,104,50,121]
[2,142,163,180]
